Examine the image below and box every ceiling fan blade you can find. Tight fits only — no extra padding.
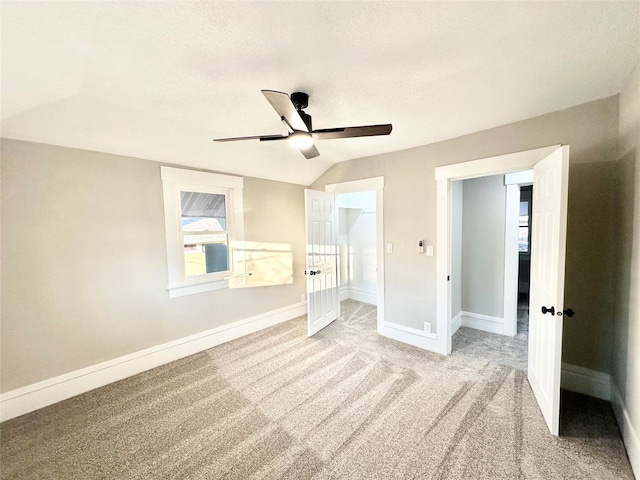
[313,124,392,140]
[259,136,288,142]
[300,145,320,159]
[261,90,309,132]
[213,134,286,142]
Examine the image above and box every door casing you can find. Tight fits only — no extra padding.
[434,145,563,355]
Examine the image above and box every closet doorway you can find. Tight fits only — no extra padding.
[337,190,377,306]
[326,177,385,329]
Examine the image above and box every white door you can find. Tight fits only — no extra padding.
[528,145,570,435]
[305,189,340,336]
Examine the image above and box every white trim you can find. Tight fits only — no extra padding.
[0,301,306,422]
[341,287,377,305]
[560,362,611,401]
[434,145,560,180]
[436,177,451,354]
[504,170,534,185]
[160,166,245,298]
[381,321,437,338]
[611,384,640,477]
[339,286,350,301]
[460,311,506,335]
[380,321,444,353]
[451,311,462,334]
[436,145,562,357]
[503,184,520,337]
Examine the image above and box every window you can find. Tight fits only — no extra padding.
[161,167,244,298]
[518,186,532,253]
[181,191,229,276]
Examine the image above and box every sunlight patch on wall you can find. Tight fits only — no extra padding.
[230,241,293,288]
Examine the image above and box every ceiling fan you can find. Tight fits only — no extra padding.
[213,90,392,159]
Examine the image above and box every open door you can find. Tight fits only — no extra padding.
[435,144,569,434]
[527,145,570,435]
[305,189,339,336]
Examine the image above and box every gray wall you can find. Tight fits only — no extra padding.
[311,95,619,374]
[461,174,506,318]
[0,139,306,392]
[613,63,640,460]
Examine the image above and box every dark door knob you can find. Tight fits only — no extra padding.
[541,306,555,316]
[562,309,575,317]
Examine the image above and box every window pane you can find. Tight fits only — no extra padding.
[183,236,229,277]
[519,200,528,216]
[182,217,226,232]
[181,192,226,231]
[518,226,529,252]
[180,191,229,277]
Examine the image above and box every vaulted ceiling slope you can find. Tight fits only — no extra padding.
[1,1,638,185]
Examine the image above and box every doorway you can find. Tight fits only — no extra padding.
[449,172,533,371]
[517,184,533,337]
[325,177,385,331]
[450,171,534,337]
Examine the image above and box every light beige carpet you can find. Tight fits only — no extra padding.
[0,300,633,479]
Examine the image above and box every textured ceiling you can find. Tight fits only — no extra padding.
[2,1,639,185]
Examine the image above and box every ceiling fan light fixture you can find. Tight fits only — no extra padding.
[288,131,314,150]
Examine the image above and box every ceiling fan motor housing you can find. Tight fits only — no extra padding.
[290,92,309,110]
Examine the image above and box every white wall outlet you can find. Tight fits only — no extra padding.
[426,245,434,256]
[424,322,432,334]
[386,243,393,253]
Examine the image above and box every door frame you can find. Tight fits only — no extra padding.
[434,145,561,355]
[325,177,385,329]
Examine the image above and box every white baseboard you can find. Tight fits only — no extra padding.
[339,287,350,302]
[451,312,462,334]
[347,287,377,305]
[339,287,377,305]
[0,301,307,422]
[611,383,640,477]
[460,311,506,335]
[560,362,611,401]
[379,321,445,354]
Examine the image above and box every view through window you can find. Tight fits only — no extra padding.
[181,191,229,276]
[519,186,532,253]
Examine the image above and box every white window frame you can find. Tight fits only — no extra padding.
[161,166,244,298]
